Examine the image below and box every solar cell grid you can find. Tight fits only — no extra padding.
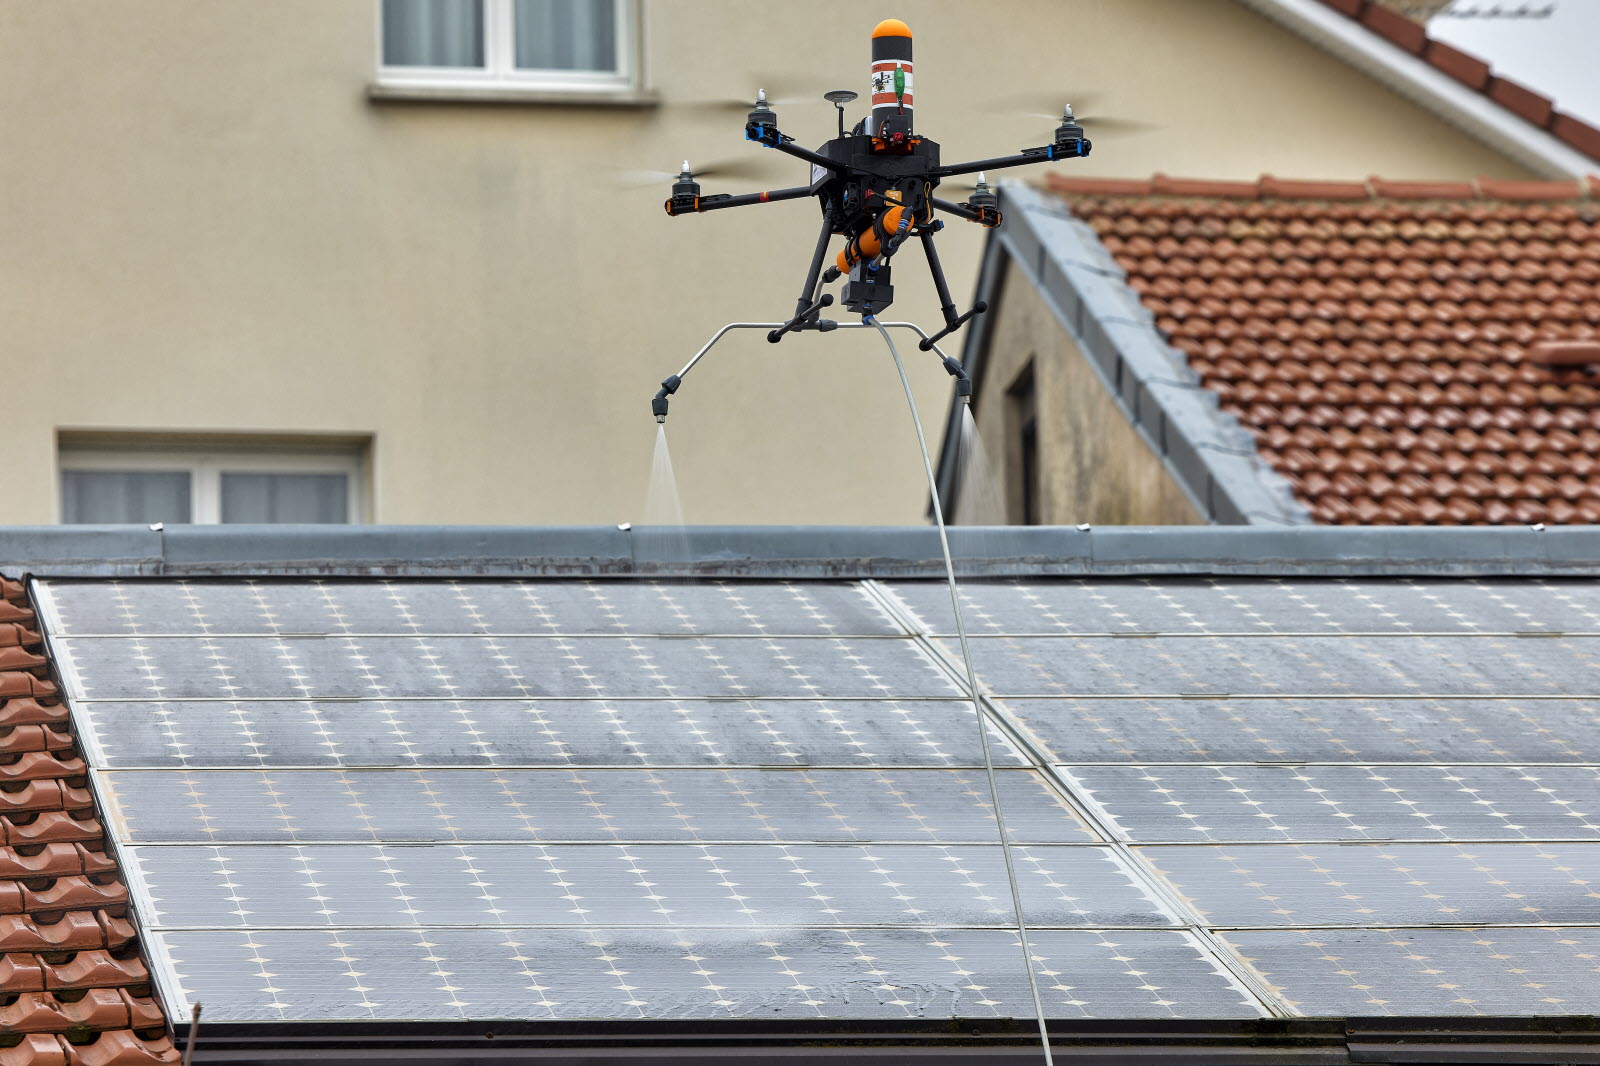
[73,698,1025,768]
[155,927,1263,1021]
[126,844,1174,929]
[1062,764,1600,842]
[889,578,1600,635]
[55,635,959,700]
[935,634,1600,697]
[1000,697,1600,763]
[101,768,1094,844]
[1140,843,1600,927]
[1224,927,1600,1016]
[43,580,903,637]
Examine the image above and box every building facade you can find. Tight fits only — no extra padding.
[2,0,1537,526]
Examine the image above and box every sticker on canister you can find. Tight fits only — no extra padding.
[871,64,913,98]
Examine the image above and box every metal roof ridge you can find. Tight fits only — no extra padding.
[4,522,1600,577]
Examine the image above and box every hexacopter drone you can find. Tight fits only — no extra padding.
[652,17,1091,420]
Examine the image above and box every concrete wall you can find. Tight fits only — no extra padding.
[967,261,1203,526]
[0,0,1535,525]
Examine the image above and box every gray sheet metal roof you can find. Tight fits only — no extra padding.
[938,184,1309,526]
[2,523,1600,578]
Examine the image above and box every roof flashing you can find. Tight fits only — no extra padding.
[2,523,1598,578]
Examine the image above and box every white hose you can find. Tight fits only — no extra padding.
[865,316,1055,1064]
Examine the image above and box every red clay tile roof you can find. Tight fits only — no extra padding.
[1320,0,1600,164]
[1048,172,1600,525]
[0,578,177,1065]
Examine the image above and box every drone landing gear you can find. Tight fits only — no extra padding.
[768,293,835,343]
[915,225,987,350]
[766,214,988,343]
[769,219,842,343]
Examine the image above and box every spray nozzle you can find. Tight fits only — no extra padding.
[652,374,682,423]
[938,355,974,402]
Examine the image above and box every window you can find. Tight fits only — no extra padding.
[60,445,365,525]
[377,0,635,94]
[1006,362,1040,525]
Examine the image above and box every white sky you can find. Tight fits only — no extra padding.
[1428,0,1600,127]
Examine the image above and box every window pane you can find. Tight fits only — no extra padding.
[63,471,191,524]
[382,0,485,67]
[221,474,349,524]
[513,0,616,71]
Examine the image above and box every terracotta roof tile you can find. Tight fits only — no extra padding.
[1151,174,1259,199]
[1423,39,1491,91]
[1360,2,1427,54]
[1487,76,1555,128]
[1554,115,1600,163]
[0,580,177,1063]
[1054,178,1600,524]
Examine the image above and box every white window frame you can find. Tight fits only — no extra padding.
[375,0,638,95]
[59,446,365,525]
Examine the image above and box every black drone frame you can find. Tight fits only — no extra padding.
[651,96,1090,421]
[664,98,1091,350]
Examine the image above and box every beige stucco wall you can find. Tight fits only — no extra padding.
[0,0,1535,524]
[967,261,1203,526]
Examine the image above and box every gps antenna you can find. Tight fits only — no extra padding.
[824,89,858,139]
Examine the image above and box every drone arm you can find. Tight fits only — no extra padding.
[665,184,813,216]
[931,197,1000,227]
[933,139,1091,180]
[767,140,841,174]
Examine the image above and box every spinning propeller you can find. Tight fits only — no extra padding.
[611,157,781,190]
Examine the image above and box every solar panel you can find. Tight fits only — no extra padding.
[100,767,1094,844]
[1222,927,1600,1015]
[73,698,1027,768]
[934,635,1600,697]
[1140,843,1600,926]
[44,579,905,637]
[1061,764,1600,843]
[57,635,959,700]
[38,576,1600,1026]
[127,843,1174,928]
[153,927,1263,1021]
[997,697,1600,763]
[889,578,1600,636]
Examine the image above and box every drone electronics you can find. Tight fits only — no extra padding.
[651,18,1091,421]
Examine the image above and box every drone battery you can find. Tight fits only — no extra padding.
[870,18,913,142]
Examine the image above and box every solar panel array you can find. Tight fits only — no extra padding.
[37,576,1600,1024]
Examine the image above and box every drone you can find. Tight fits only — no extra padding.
[651,18,1091,421]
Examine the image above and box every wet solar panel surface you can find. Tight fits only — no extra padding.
[40,577,1600,1024]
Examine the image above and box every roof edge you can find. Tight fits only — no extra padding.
[4,523,1600,578]
[1237,0,1597,179]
